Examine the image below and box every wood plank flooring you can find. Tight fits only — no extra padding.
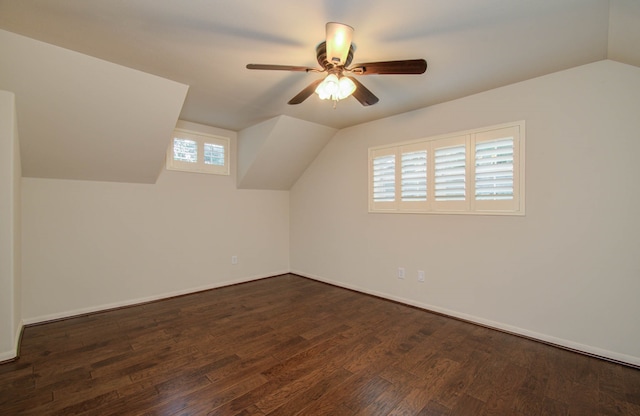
[1,274,639,415]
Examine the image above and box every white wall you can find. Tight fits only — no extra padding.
[237,115,337,190]
[22,122,290,323]
[0,90,21,361]
[290,60,640,366]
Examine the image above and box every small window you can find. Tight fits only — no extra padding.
[166,129,230,175]
[368,121,525,215]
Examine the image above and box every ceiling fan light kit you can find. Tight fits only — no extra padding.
[314,73,357,105]
[246,22,427,106]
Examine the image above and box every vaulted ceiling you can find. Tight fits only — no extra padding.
[0,0,639,184]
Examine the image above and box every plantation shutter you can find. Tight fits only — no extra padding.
[173,138,198,163]
[367,121,524,215]
[401,152,427,201]
[166,128,230,175]
[432,135,470,211]
[398,142,428,211]
[472,126,521,212]
[475,138,514,200]
[370,147,397,211]
[204,142,225,166]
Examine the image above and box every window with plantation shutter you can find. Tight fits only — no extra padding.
[204,142,225,167]
[398,143,429,211]
[368,121,524,215]
[432,135,469,212]
[372,154,395,202]
[475,139,513,200]
[434,145,466,201]
[401,150,427,202]
[472,125,521,212]
[370,148,397,211]
[173,138,198,163]
[166,128,230,175]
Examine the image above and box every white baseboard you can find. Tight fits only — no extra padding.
[292,270,640,368]
[19,269,640,368]
[22,271,288,326]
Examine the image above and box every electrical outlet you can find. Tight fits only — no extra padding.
[231,255,238,265]
[398,267,405,279]
[418,270,425,282]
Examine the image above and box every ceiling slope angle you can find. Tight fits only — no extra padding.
[0,29,188,184]
[0,0,628,133]
[237,115,337,190]
[607,0,640,68]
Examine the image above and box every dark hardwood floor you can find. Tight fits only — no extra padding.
[1,274,639,415]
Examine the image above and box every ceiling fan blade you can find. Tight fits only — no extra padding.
[288,79,324,105]
[346,76,379,106]
[246,64,318,72]
[350,59,427,75]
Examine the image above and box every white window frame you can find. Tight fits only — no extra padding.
[368,121,525,216]
[166,128,230,175]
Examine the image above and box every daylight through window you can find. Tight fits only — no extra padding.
[166,129,230,175]
[368,121,524,215]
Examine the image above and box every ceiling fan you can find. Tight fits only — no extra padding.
[246,22,427,106]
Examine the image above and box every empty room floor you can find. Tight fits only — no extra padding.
[1,274,638,415]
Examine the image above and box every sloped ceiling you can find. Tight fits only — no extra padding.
[238,116,337,190]
[0,29,188,184]
[0,0,638,186]
[608,0,640,68]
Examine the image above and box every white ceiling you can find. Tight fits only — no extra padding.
[0,0,639,185]
[1,0,638,133]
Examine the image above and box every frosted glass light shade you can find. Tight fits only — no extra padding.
[315,74,357,101]
[338,76,356,99]
[325,22,353,66]
[315,74,339,100]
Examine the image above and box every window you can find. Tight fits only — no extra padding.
[401,149,427,202]
[166,128,230,175]
[371,148,396,211]
[368,121,524,215]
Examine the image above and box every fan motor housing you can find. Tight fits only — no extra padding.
[316,41,355,70]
